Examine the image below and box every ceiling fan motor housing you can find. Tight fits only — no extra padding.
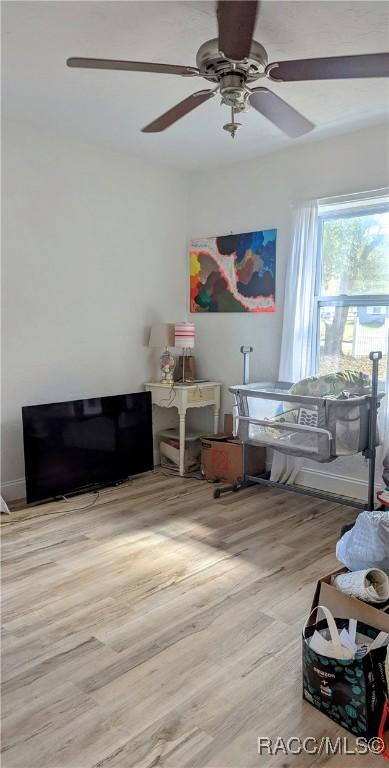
[196,38,268,113]
[196,38,268,81]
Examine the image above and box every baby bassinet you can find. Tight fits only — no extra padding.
[215,351,384,512]
[230,379,384,463]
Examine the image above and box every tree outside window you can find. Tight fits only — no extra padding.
[317,206,389,381]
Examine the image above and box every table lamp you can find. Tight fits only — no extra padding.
[148,323,175,384]
[174,322,195,383]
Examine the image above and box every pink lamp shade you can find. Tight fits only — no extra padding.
[174,322,195,349]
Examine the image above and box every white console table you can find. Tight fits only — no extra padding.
[145,381,221,477]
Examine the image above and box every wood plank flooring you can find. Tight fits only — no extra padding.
[0,472,384,767]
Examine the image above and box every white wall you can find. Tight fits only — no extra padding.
[187,123,389,497]
[3,121,388,502]
[1,120,188,500]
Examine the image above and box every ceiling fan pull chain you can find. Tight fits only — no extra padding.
[222,104,241,139]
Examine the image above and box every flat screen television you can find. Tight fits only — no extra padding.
[22,392,153,503]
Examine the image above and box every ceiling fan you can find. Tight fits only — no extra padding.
[67,0,389,139]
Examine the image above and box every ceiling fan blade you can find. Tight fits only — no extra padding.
[142,90,215,132]
[217,1,258,61]
[249,88,314,137]
[66,58,198,76]
[266,53,389,82]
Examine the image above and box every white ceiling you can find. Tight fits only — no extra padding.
[3,0,389,170]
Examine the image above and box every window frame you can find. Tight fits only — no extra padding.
[313,198,389,376]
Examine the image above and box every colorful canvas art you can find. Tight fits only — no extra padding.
[190,229,277,313]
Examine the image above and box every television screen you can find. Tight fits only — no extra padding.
[22,392,153,503]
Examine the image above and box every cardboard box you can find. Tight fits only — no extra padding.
[223,413,234,434]
[310,567,389,633]
[201,434,265,484]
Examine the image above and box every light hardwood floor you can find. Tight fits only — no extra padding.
[0,472,384,767]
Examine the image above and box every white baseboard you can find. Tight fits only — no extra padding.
[0,466,372,506]
[295,466,368,501]
[2,452,159,504]
[1,477,26,503]
[2,460,164,503]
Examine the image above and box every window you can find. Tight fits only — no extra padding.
[315,195,389,382]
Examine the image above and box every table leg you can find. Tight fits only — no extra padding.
[214,407,220,435]
[179,412,186,477]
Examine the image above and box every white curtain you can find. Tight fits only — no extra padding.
[271,200,319,483]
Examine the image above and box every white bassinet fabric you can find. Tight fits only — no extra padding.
[249,422,328,458]
[244,390,373,461]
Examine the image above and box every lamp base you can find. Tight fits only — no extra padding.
[160,347,175,385]
[173,355,196,383]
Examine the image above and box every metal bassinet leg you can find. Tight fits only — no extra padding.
[212,441,253,499]
[365,351,382,511]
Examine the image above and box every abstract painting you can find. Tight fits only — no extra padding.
[190,229,277,313]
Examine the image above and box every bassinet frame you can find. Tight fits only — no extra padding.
[214,351,383,512]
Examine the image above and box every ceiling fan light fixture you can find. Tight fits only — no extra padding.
[223,105,242,139]
[219,74,249,112]
[223,121,242,139]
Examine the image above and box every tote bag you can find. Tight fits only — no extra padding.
[303,606,388,739]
